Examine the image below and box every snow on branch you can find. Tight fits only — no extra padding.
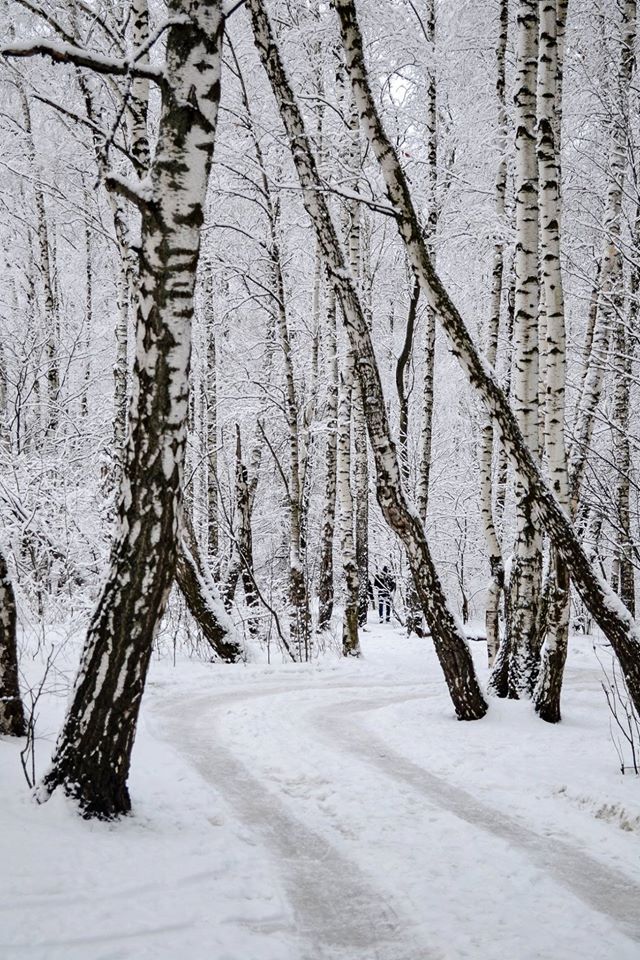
[1,39,164,84]
[105,173,153,209]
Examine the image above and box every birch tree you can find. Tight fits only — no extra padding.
[504,0,543,700]
[480,0,508,664]
[532,0,571,722]
[246,0,488,721]
[329,0,640,715]
[6,0,226,817]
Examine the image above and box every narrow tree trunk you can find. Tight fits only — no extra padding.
[38,3,225,818]
[337,354,360,656]
[203,266,219,566]
[249,0,487,719]
[611,207,638,617]
[0,547,25,737]
[481,0,508,665]
[318,286,339,631]
[18,89,59,436]
[329,0,640,715]
[176,517,243,663]
[569,0,637,508]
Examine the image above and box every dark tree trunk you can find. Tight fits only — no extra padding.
[37,2,225,819]
[176,520,243,662]
[0,547,25,737]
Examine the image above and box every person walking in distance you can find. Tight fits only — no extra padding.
[374,565,396,623]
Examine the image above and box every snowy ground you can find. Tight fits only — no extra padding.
[2,622,640,960]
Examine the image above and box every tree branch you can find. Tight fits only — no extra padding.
[1,39,163,84]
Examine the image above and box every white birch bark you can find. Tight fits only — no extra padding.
[18,88,59,436]
[533,0,571,722]
[481,0,508,664]
[318,283,339,631]
[37,0,225,818]
[248,0,488,720]
[505,0,543,699]
[337,353,360,656]
[329,0,640,716]
[569,0,636,507]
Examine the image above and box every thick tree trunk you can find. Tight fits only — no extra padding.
[249,0,487,720]
[330,0,640,715]
[506,0,542,700]
[533,0,571,723]
[0,547,25,737]
[38,2,224,819]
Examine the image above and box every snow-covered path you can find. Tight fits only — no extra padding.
[3,626,640,960]
[149,638,640,960]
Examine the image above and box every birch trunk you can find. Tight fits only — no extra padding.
[204,267,219,566]
[416,0,438,522]
[533,0,571,723]
[176,516,242,662]
[611,218,637,618]
[18,89,59,436]
[506,0,542,699]
[569,0,636,508]
[481,0,508,665]
[249,0,487,719]
[38,2,224,818]
[318,285,339,631]
[337,354,360,656]
[330,0,640,715]
[0,547,25,737]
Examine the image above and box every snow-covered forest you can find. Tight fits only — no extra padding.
[1,0,640,957]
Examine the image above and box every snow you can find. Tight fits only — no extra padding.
[2,624,640,959]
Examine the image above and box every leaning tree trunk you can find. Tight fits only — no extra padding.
[480,0,508,665]
[329,0,640,714]
[249,0,487,720]
[37,2,225,818]
[533,0,571,723]
[176,516,243,662]
[0,547,25,737]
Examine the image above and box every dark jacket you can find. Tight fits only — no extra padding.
[374,570,396,597]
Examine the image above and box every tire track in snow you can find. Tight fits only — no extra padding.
[315,694,640,944]
[153,686,438,960]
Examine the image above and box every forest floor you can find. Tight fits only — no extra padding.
[2,620,640,960]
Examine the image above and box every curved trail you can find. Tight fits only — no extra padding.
[154,683,434,960]
[152,677,640,960]
[317,694,640,943]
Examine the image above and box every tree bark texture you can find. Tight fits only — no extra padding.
[0,547,25,737]
[38,1,225,818]
[248,0,488,720]
[331,0,640,718]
